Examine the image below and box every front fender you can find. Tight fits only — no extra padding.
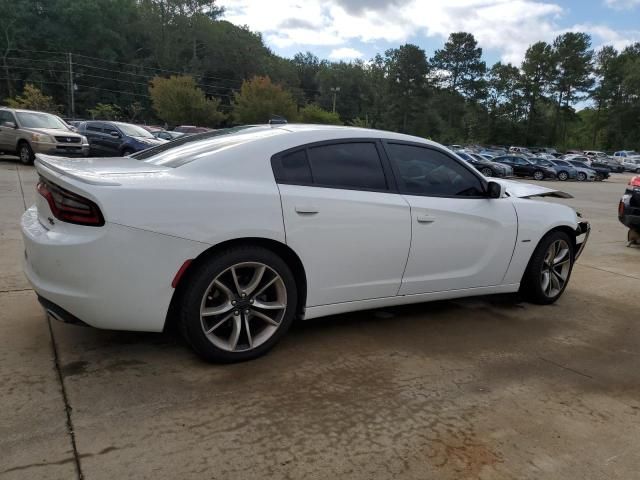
[502,198,579,285]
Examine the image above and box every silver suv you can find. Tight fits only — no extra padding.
[0,108,89,164]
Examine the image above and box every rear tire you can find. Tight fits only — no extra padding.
[481,167,493,177]
[533,170,544,181]
[18,141,34,165]
[179,246,297,363]
[577,172,587,181]
[520,230,574,305]
[557,171,568,181]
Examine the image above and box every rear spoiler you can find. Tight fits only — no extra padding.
[35,154,122,186]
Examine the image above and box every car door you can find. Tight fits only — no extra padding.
[273,140,412,307]
[0,110,16,150]
[383,142,518,295]
[83,122,107,156]
[102,124,124,155]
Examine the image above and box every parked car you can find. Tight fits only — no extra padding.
[0,108,89,164]
[567,158,609,181]
[22,125,589,362]
[593,159,624,173]
[613,150,640,160]
[154,130,184,141]
[583,150,608,159]
[509,146,531,154]
[622,158,640,173]
[493,155,556,180]
[78,121,166,156]
[529,157,582,181]
[455,151,512,177]
[174,125,213,134]
[548,159,579,181]
[618,176,640,245]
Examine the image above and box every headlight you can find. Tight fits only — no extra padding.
[31,133,54,143]
[81,136,88,144]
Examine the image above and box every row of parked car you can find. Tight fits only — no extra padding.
[450,145,638,182]
[0,106,211,163]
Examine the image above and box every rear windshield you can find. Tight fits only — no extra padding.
[132,126,280,167]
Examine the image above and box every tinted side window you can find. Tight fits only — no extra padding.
[307,142,387,190]
[86,123,102,132]
[0,111,15,123]
[273,149,312,184]
[386,144,484,197]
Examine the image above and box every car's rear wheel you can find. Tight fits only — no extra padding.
[557,171,568,181]
[179,246,297,362]
[520,230,574,305]
[481,167,493,177]
[533,170,544,181]
[18,141,34,165]
[577,172,587,181]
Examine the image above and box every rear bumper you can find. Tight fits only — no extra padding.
[21,205,208,332]
[575,221,590,260]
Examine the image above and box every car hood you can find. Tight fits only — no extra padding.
[493,179,573,199]
[25,127,81,137]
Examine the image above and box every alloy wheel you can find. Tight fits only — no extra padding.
[558,172,568,181]
[199,262,287,352]
[578,172,586,181]
[481,167,493,177]
[19,145,31,164]
[540,239,571,298]
[533,171,544,181]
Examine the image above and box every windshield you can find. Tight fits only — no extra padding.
[554,160,570,166]
[133,126,280,167]
[16,112,67,130]
[114,122,155,138]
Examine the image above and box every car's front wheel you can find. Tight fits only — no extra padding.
[481,167,493,177]
[533,170,544,181]
[122,148,134,156]
[179,246,297,362]
[577,172,587,181]
[520,230,574,305]
[557,171,569,181]
[18,142,34,165]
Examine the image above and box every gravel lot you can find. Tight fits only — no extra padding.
[1,157,639,480]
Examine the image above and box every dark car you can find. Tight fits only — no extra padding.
[619,176,640,245]
[567,158,610,181]
[154,130,184,141]
[455,151,511,177]
[593,158,625,173]
[492,155,556,180]
[79,121,165,156]
[174,125,213,134]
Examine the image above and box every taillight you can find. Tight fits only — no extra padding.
[629,176,640,188]
[37,178,104,226]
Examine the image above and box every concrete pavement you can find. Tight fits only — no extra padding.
[1,157,639,479]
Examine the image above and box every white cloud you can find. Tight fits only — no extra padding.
[218,0,639,64]
[604,0,640,10]
[328,47,364,60]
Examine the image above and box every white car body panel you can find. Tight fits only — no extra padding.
[398,195,517,294]
[22,125,584,333]
[278,184,411,306]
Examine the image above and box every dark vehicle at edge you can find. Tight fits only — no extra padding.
[619,176,640,243]
[79,121,165,156]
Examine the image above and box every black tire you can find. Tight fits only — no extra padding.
[122,148,134,156]
[557,171,568,181]
[480,167,493,177]
[520,230,574,305]
[179,245,298,363]
[636,168,640,173]
[577,172,587,181]
[595,173,603,181]
[533,170,544,181]
[18,141,34,165]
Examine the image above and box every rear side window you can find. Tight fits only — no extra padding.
[386,143,484,197]
[272,141,388,191]
[307,142,387,190]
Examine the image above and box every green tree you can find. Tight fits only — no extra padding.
[88,103,122,120]
[232,76,297,124]
[431,32,486,98]
[6,84,60,113]
[298,104,342,125]
[149,75,225,126]
[520,41,555,143]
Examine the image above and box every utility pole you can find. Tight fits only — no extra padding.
[68,52,75,119]
[330,86,340,114]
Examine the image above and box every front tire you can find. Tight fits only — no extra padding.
[520,231,574,305]
[179,246,298,362]
[481,167,493,177]
[18,142,34,165]
[122,148,134,156]
[557,171,568,181]
[533,170,544,181]
[577,172,587,181]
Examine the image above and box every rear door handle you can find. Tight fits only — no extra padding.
[416,214,436,223]
[295,205,318,215]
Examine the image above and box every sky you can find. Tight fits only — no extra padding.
[218,0,640,66]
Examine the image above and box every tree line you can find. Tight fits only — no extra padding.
[1,0,639,150]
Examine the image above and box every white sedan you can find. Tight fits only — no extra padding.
[22,125,590,362]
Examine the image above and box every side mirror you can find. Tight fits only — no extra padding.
[109,131,121,138]
[2,121,16,129]
[487,181,505,199]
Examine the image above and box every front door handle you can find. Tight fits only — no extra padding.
[295,205,318,215]
[416,214,436,223]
